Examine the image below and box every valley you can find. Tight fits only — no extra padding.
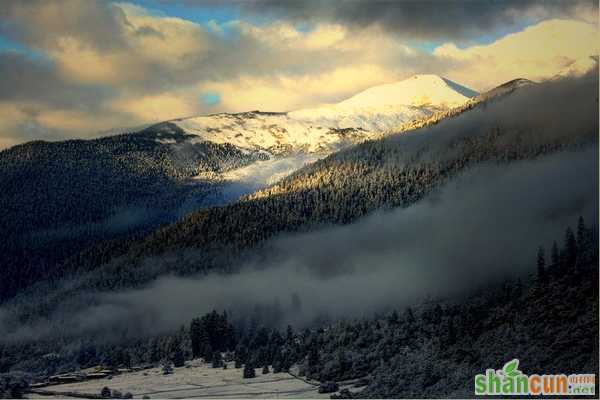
[1,2,598,398]
[0,71,597,399]
[26,362,339,399]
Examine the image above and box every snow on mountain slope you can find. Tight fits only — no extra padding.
[174,112,377,155]
[171,75,478,200]
[338,74,477,108]
[287,74,478,130]
[174,75,478,156]
[475,78,534,101]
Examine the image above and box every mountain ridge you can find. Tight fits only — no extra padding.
[0,76,533,303]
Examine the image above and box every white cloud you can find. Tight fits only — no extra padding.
[0,1,597,149]
[435,19,598,90]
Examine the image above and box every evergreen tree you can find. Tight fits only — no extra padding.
[234,344,247,369]
[404,307,416,324]
[286,325,294,344]
[101,387,111,398]
[307,347,320,377]
[262,364,270,374]
[564,227,577,270]
[172,348,185,368]
[272,353,282,373]
[536,246,546,281]
[243,362,256,379]
[162,362,173,375]
[190,318,202,359]
[576,216,590,267]
[387,310,399,325]
[211,352,223,369]
[445,318,456,346]
[551,241,560,269]
[515,278,523,298]
[577,216,586,247]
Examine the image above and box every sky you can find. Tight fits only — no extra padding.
[0,0,597,149]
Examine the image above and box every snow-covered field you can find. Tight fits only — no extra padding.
[27,361,344,399]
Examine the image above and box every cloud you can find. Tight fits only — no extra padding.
[0,71,597,341]
[236,0,598,40]
[0,1,597,149]
[2,145,596,341]
[435,19,599,90]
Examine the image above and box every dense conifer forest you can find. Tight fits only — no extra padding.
[0,73,596,399]
[1,221,597,398]
[0,123,266,301]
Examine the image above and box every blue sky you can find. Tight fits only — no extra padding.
[130,0,240,24]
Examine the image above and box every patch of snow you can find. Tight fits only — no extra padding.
[217,153,323,200]
[336,74,477,109]
[156,138,178,144]
[172,74,478,203]
[29,362,332,399]
[221,153,321,186]
[174,74,477,156]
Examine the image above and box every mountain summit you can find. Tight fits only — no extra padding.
[286,74,477,131]
[174,75,478,157]
[337,74,478,109]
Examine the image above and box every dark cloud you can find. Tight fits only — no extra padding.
[0,52,112,108]
[0,0,129,51]
[236,0,597,40]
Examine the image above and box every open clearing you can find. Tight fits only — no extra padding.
[26,361,351,399]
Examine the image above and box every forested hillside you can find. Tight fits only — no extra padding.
[0,73,594,367]
[0,76,552,304]
[39,72,599,294]
[1,220,597,398]
[0,123,266,301]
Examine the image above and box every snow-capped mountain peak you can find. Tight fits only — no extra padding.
[170,75,479,194]
[336,74,478,109]
[286,74,478,132]
[174,75,479,157]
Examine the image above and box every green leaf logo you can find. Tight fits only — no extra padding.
[502,359,520,377]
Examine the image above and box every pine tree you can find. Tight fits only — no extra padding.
[243,362,256,379]
[577,216,586,247]
[307,347,320,377]
[234,344,247,369]
[101,387,111,398]
[564,227,577,271]
[576,216,589,267]
[262,364,270,374]
[286,325,294,344]
[445,318,456,346]
[536,246,546,281]
[404,307,416,325]
[515,278,523,297]
[211,352,223,368]
[551,241,560,270]
[387,310,399,325]
[162,361,173,375]
[272,353,282,373]
[172,348,185,368]
[190,318,202,359]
